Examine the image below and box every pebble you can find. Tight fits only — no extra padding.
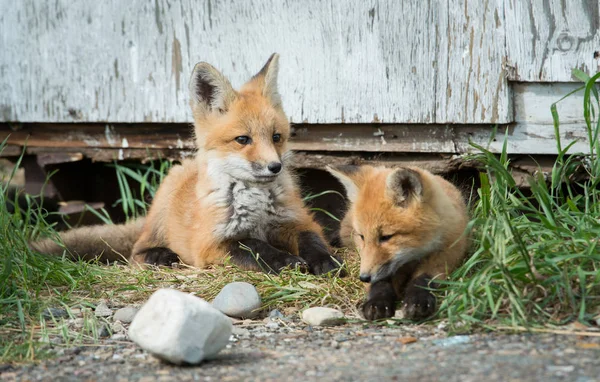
[111,334,128,341]
[231,327,251,338]
[113,307,138,323]
[266,321,279,330]
[112,322,125,333]
[212,282,262,319]
[98,325,110,338]
[42,307,68,319]
[94,302,113,318]
[128,288,232,365]
[301,307,345,326]
[432,335,472,347]
[268,309,284,319]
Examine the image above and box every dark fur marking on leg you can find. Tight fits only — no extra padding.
[139,247,180,267]
[362,278,397,321]
[228,238,307,274]
[297,231,345,276]
[403,274,438,321]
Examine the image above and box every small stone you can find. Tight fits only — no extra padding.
[128,288,232,365]
[268,309,284,319]
[111,334,127,341]
[432,335,472,347]
[301,307,345,327]
[42,307,68,320]
[113,306,138,323]
[112,321,125,333]
[330,340,340,348]
[232,327,250,338]
[265,321,279,330]
[94,302,112,317]
[98,324,110,338]
[212,282,261,319]
[595,314,600,327]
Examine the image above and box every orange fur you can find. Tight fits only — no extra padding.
[34,54,340,275]
[328,165,469,319]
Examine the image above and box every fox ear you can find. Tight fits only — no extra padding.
[386,168,423,206]
[251,53,282,107]
[326,165,361,203]
[189,62,237,116]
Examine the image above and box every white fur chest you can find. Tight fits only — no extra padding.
[213,180,296,240]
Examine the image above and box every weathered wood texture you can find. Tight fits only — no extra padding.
[1,0,517,124]
[2,82,590,159]
[505,0,600,81]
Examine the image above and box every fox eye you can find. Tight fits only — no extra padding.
[357,233,364,241]
[235,136,252,145]
[379,234,394,243]
[272,133,281,143]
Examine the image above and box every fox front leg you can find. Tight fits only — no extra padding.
[227,238,308,274]
[297,231,345,276]
[402,274,437,320]
[362,278,397,320]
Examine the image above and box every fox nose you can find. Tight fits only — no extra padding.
[267,162,282,174]
[359,274,371,283]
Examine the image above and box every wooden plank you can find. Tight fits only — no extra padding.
[504,0,600,81]
[436,0,512,123]
[0,0,513,124]
[1,120,590,157]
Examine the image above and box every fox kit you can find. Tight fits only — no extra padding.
[33,54,342,275]
[327,165,469,320]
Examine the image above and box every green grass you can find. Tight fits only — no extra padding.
[1,71,599,363]
[438,71,600,330]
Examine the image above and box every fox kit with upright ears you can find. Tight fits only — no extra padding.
[33,54,342,275]
[327,165,469,321]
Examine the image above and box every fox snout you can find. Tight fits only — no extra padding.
[250,160,284,181]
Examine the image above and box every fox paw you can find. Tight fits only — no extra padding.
[267,254,309,274]
[142,247,180,267]
[403,278,437,321]
[362,297,396,321]
[306,254,345,276]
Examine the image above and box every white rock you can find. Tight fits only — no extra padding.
[94,302,112,317]
[113,306,138,323]
[212,282,261,318]
[128,289,232,365]
[301,307,345,326]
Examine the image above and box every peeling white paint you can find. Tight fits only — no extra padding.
[121,138,129,148]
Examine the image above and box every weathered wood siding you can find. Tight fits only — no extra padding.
[505,0,600,81]
[0,1,596,125]
[1,0,509,124]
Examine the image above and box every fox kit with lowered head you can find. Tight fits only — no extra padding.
[33,54,342,275]
[327,165,469,320]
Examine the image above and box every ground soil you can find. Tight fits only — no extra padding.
[3,315,600,382]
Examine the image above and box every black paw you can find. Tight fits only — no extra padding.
[403,275,437,321]
[307,254,345,276]
[142,247,180,267]
[362,297,396,321]
[267,253,309,274]
[298,231,346,276]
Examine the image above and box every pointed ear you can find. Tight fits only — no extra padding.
[189,62,237,116]
[251,53,281,107]
[385,168,423,206]
[326,165,361,202]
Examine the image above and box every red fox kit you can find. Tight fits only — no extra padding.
[327,165,469,320]
[33,54,342,275]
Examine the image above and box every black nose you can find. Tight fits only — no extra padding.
[359,274,371,283]
[267,162,282,174]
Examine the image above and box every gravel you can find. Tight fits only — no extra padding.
[4,313,600,381]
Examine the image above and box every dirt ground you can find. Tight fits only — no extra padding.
[3,315,600,382]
